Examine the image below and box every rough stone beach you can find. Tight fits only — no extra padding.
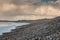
[0,16,60,40]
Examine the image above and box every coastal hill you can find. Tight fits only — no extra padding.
[0,16,60,40]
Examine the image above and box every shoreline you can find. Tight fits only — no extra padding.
[0,23,29,35]
[0,16,60,40]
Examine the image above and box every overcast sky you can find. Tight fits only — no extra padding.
[0,0,60,20]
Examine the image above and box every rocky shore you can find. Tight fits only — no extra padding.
[0,16,60,40]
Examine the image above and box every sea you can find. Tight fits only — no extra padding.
[0,22,29,35]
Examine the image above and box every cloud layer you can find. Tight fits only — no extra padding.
[0,0,60,20]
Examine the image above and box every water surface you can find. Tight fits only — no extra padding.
[0,22,29,35]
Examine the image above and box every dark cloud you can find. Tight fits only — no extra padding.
[10,0,58,5]
[0,0,58,6]
[10,0,41,6]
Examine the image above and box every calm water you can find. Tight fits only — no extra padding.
[0,22,29,35]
